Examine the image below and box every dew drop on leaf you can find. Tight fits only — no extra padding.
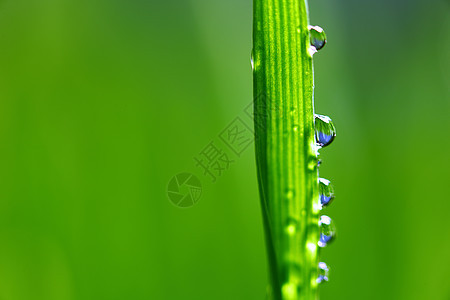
[318,215,336,247]
[308,157,317,171]
[319,178,335,208]
[308,25,327,51]
[285,188,295,201]
[314,114,336,148]
[285,218,298,236]
[317,262,330,284]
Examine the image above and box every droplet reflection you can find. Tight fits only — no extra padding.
[318,215,336,247]
[317,262,329,284]
[308,25,327,51]
[315,114,336,148]
[319,178,335,208]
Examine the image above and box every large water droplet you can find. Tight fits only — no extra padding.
[308,25,327,51]
[318,215,336,247]
[315,114,336,148]
[319,178,335,208]
[317,262,329,284]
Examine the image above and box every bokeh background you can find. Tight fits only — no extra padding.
[0,0,449,299]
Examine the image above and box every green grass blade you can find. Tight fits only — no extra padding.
[252,0,320,299]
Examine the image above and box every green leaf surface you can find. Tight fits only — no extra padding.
[253,0,320,299]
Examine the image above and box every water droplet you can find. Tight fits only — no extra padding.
[285,188,295,200]
[319,178,335,208]
[317,159,323,167]
[292,124,299,132]
[317,262,329,283]
[307,242,317,253]
[318,215,336,247]
[308,156,318,171]
[251,49,255,71]
[308,25,327,51]
[315,114,336,148]
[285,218,298,236]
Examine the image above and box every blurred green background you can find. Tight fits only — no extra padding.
[0,0,448,299]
